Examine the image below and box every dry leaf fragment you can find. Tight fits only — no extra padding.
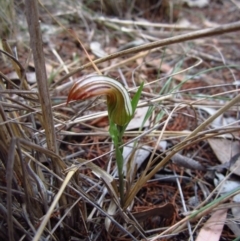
[195,209,227,241]
[182,0,209,8]
[208,138,240,176]
[126,106,150,130]
[122,143,151,176]
[90,41,107,58]
[132,203,175,223]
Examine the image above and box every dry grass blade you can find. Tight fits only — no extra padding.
[2,40,26,85]
[6,138,15,241]
[25,0,57,154]
[32,165,78,241]
[0,104,23,179]
[25,0,68,211]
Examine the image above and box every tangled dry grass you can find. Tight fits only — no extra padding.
[1,0,240,240]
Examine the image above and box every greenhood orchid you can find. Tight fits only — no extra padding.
[67,75,133,126]
[67,75,143,206]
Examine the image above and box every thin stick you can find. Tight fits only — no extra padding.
[58,21,240,83]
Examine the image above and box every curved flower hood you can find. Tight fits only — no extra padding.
[67,75,133,126]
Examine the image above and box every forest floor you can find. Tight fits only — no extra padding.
[1,1,240,240]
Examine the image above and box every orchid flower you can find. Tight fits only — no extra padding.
[68,75,143,206]
[67,75,133,126]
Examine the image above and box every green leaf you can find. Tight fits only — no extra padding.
[131,82,144,114]
[117,82,144,133]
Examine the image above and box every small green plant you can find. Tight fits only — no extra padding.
[67,75,143,206]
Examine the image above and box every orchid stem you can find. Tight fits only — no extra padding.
[116,125,125,207]
[109,120,126,206]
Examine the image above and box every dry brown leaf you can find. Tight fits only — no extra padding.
[126,106,150,130]
[195,209,227,241]
[208,138,240,176]
[132,203,175,223]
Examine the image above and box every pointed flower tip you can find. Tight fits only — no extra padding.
[67,75,133,126]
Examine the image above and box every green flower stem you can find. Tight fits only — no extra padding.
[116,146,124,207]
[109,82,144,207]
[109,121,126,206]
[116,125,125,207]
